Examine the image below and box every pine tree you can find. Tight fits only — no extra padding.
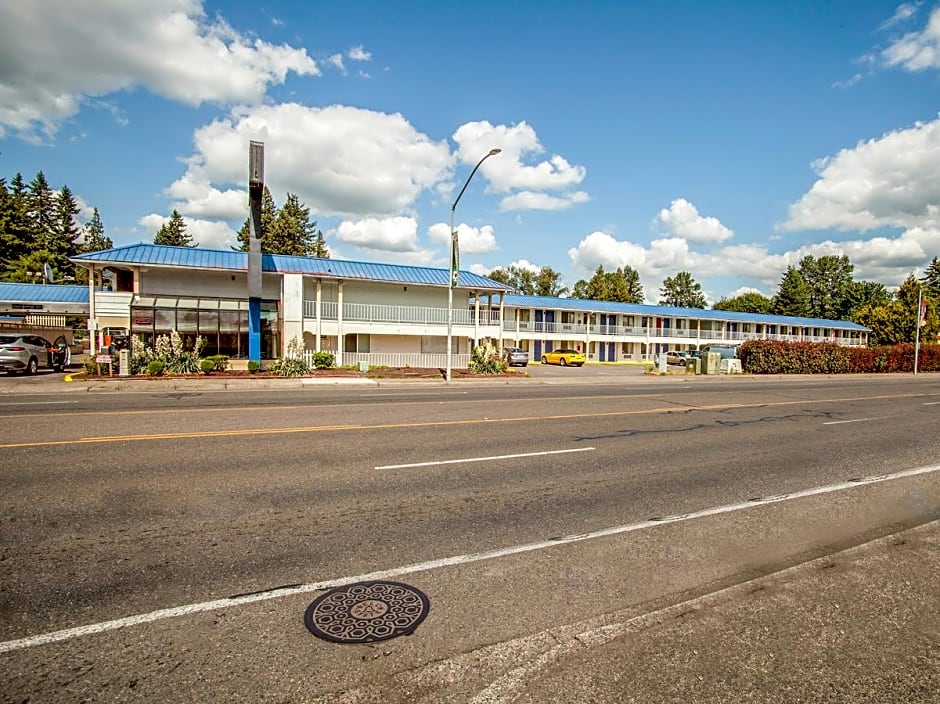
[311,229,330,258]
[922,257,940,298]
[50,185,82,281]
[659,271,706,308]
[269,193,319,256]
[75,208,113,284]
[154,209,195,247]
[82,207,112,252]
[235,186,277,251]
[771,266,811,317]
[28,171,56,253]
[1,174,37,281]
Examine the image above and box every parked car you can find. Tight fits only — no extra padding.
[541,348,586,367]
[503,347,529,367]
[655,350,689,366]
[0,333,70,375]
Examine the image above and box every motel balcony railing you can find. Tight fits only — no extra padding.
[301,301,865,346]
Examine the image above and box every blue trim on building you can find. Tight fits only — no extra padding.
[72,243,511,291]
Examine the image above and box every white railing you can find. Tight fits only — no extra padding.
[304,351,471,369]
[304,300,496,327]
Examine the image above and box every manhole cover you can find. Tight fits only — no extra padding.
[304,580,430,644]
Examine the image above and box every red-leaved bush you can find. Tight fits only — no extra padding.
[737,340,940,374]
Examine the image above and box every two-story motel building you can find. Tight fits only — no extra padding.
[56,244,868,366]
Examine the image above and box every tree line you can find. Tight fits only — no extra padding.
[0,172,330,284]
[489,254,939,346]
[0,171,111,284]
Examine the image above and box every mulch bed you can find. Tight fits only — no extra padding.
[77,367,527,381]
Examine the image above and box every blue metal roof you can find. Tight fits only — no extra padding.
[73,243,511,291]
[0,282,89,304]
[499,294,869,331]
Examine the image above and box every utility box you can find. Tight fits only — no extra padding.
[118,349,130,376]
[703,351,721,375]
[358,360,371,372]
[685,357,701,375]
[720,358,743,374]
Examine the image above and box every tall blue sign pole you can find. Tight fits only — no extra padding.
[247,141,264,364]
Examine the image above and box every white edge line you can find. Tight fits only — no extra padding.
[376,447,595,470]
[1,462,938,655]
[823,417,878,425]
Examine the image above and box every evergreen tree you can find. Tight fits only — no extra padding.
[771,266,811,317]
[311,230,330,258]
[571,265,643,303]
[75,208,113,284]
[154,209,195,247]
[50,185,82,281]
[659,271,706,308]
[235,186,277,251]
[269,193,319,256]
[3,173,33,273]
[922,257,940,298]
[487,265,537,294]
[82,207,112,252]
[797,254,854,319]
[27,171,56,253]
[712,291,772,314]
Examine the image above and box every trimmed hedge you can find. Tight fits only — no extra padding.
[737,340,940,374]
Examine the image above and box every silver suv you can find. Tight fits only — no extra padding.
[0,334,70,375]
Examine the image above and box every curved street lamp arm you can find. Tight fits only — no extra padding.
[451,148,501,214]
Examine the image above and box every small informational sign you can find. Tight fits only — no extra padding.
[95,354,112,364]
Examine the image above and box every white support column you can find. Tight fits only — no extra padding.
[281,273,304,355]
[315,279,322,352]
[498,292,504,349]
[336,281,344,367]
[87,266,97,356]
[473,292,480,348]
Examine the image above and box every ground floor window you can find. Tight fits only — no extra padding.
[344,333,370,353]
[130,297,279,358]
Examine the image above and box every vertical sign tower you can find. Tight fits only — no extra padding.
[247,141,265,364]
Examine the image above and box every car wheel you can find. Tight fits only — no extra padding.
[26,357,38,375]
[560,358,567,366]
[541,356,547,364]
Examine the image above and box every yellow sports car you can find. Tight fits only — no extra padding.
[540,348,585,367]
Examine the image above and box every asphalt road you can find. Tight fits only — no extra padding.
[1,373,939,702]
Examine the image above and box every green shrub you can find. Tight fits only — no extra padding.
[310,351,335,369]
[247,360,261,373]
[146,360,166,377]
[203,354,229,372]
[199,359,217,374]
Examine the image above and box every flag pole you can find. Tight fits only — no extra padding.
[914,286,922,375]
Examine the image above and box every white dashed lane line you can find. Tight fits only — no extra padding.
[1,462,938,655]
[375,446,595,470]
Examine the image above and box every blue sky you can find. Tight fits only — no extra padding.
[1,0,938,303]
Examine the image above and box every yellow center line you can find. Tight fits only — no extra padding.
[0,392,930,449]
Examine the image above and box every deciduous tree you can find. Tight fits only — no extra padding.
[571,265,644,303]
[659,271,706,308]
[712,291,772,314]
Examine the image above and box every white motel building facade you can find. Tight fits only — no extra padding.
[0,244,869,367]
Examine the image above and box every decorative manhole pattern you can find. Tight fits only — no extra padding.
[304,580,430,644]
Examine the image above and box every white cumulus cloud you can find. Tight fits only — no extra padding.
[427,222,498,255]
[451,121,589,212]
[654,198,734,244]
[335,216,421,253]
[0,0,318,139]
[173,103,453,221]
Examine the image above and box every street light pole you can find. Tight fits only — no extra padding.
[446,148,501,382]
